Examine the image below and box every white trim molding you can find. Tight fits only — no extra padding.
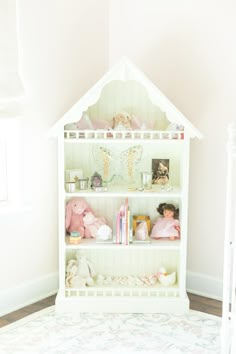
[0,272,58,317]
[186,270,223,301]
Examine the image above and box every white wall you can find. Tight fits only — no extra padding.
[0,0,109,315]
[1,0,235,314]
[109,0,236,298]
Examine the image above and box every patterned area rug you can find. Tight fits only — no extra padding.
[0,306,221,354]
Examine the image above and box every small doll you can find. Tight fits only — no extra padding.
[150,203,180,240]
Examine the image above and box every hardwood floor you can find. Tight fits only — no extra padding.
[0,292,222,328]
[188,293,222,317]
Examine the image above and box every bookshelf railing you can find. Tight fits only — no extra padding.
[65,286,180,298]
[64,130,184,141]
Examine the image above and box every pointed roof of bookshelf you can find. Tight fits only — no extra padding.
[49,57,202,138]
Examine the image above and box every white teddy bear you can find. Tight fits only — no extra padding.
[83,211,106,238]
[65,256,96,288]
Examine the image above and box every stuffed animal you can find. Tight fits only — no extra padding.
[65,197,92,237]
[65,259,79,288]
[83,211,106,238]
[157,267,176,286]
[112,111,132,130]
[76,255,96,286]
[65,256,96,287]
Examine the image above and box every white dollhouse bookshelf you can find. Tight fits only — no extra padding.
[50,57,202,314]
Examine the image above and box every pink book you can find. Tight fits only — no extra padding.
[116,212,120,244]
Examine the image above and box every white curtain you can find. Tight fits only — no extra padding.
[0,0,25,203]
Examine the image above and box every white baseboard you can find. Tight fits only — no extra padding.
[186,270,223,301]
[0,272,58,317]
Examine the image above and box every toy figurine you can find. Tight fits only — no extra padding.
[150,203,180,240]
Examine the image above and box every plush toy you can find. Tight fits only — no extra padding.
[83,211,106,238]
[65,256,96,287]
[112,111,132,130]
[65,197,92,237]
[76,112,94,130]
[76,255,96,286]
[65,259,79,288]
[157,267,176,286]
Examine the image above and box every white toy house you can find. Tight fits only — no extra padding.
[50,57,202,314]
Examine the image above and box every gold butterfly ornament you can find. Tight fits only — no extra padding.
[92,145,143,186]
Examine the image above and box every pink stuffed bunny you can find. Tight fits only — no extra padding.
[65,198,92,237]
[83,211,106,238]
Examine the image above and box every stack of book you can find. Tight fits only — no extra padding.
[114,198,133,245]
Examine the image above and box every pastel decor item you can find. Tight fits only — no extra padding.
[166,122,184,139]
[150,203,180,240]
[76,112,94,130]
[65,181,76,193]
[65,259,79,288]
[135,221,148,241]
[76,255,96,286]
[96,224,112,241]
[76,177,89,190]
[83,211,107,238]
[65,169,83,182]
[69,231,81,244]
[65,197,93,237]
[157,267,176,286]
[141,171,152,190]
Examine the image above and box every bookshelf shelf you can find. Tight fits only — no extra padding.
[65,236,181,250]
[64,186,182,199]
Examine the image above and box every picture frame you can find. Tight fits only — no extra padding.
[91,171,103,189]
[152,159,170,185]
[133,215,151,235]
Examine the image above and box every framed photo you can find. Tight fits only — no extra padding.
[133,215,151,235]
[152,159,169,185]
[91,171,103,188]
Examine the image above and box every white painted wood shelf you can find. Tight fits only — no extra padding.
[65,236,181,250]
[64,187,182,198]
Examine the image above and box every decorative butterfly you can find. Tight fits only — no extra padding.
[92,145,143,185]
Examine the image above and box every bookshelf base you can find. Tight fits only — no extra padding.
[55,292,189,314]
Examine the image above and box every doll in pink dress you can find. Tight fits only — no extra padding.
[150,203,180,240]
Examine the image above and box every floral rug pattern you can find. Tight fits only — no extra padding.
[0,306,221,354]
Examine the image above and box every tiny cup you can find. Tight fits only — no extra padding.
[141,172,152,190]
[65,182,76,193]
